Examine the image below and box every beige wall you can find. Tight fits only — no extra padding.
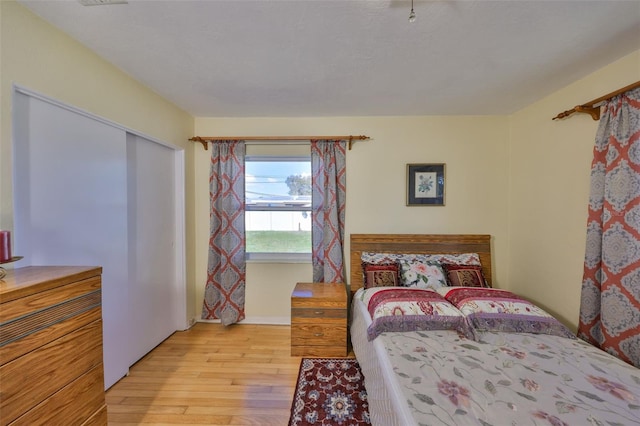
[0,2,197,320]
[507,50,640,331]
[3,1,638,329]
[194,116,510,322]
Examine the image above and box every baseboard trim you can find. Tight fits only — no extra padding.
[198,317,290,325]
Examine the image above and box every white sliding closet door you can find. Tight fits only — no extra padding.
[127,133,182,364]
[13,92,130,388]
[12,88,186,390]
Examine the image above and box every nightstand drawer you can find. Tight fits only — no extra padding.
[291,307,347,319]
[291,323,347,347]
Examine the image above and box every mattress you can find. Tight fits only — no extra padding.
[350,287,640,426]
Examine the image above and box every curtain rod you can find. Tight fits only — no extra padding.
[190,135,370,151]
[552,80,640,121]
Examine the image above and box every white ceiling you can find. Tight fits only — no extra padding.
[18,0,640,117]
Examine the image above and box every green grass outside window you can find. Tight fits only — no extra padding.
[246,231,311,253]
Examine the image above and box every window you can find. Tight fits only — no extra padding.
[245,156,311,262]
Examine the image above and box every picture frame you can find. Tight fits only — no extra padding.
[406,163,445,206]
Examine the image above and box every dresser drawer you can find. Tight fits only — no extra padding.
[9,363,105,426]
[0,276,101,323]
[0,319,103,424]
[0,278,102,366]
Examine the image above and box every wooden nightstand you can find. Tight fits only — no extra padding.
[291,282,348,357]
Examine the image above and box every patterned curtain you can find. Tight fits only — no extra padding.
[202,141,246,326]
[311,140,347,283]
[579,87,640,367]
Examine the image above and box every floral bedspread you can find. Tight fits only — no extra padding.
[379,330,640,425]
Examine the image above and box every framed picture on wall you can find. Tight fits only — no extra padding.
[406,163,445,206]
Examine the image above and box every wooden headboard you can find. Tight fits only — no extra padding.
[350,234,492,294]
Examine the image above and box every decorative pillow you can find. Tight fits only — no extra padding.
[437,287,576,339]
[362,262,400,288]
[398,259,447,290]
[361,287,472,341]
[361,252,481,266]
[442,264,488,288]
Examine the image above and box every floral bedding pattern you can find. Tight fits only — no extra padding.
[438,287,576,340]
[380,330,640,425]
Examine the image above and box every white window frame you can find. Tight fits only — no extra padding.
[245,155,312,263]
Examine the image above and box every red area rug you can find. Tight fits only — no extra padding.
[289,358,370,425]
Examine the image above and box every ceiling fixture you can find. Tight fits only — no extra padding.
[408,0,417,23]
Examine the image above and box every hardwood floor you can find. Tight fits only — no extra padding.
[105,323,304,425]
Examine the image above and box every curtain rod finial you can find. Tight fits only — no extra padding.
[553,108,576,120]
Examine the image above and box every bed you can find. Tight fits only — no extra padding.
[349,234,640,426]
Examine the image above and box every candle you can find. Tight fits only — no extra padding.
[0,230,11,262]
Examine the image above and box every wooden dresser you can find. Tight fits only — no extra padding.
[0,266,107,426]
[291,282,347,357]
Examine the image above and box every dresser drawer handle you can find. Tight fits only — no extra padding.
[314,333,324,337]
[314,310,324,315]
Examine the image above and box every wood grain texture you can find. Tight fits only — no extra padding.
[105,323,313,425]
[0,276,101,322]
[0,266,102,304]
[350,234,493,294]
[291,283,348,357]
[291,282,348,307]
[0,319,104,424]
[0,266,106,426]
[291,308,347,319]
[9,364,106,426]
[291,322,348,346]
[82,405,108,426]
[0,278,102,365]
[0,307,101,366]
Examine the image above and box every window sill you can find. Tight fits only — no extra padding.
[246,253,311,264]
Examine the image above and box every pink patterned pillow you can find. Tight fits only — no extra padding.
[360,287,473,340]
[437,287,575,339]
